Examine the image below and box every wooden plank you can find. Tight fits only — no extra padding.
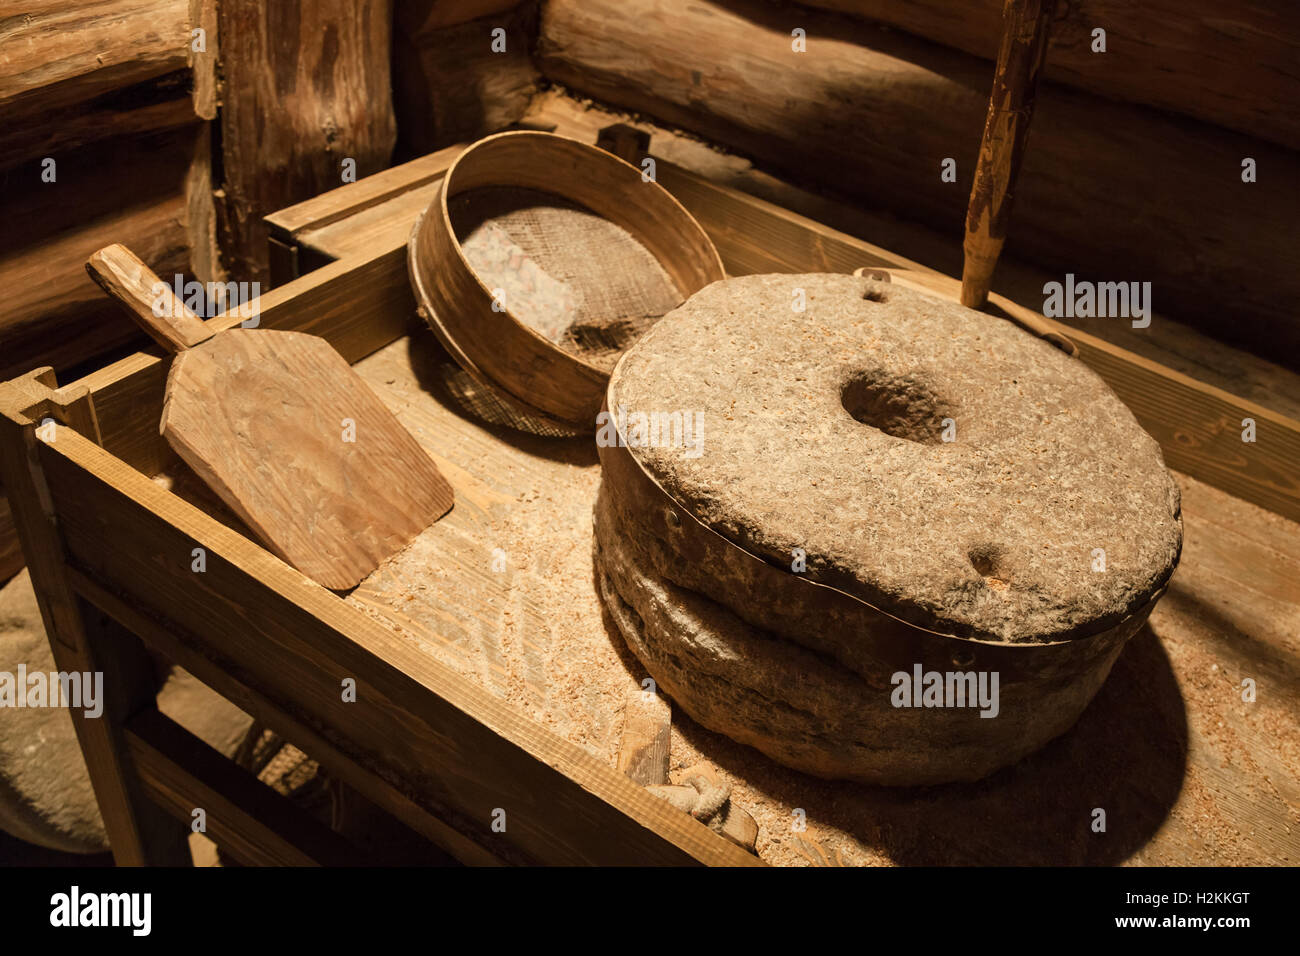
[0,0,189,119]
[265,144,465,239]
[68,566,504,866]
[0,91,196,172]
[37,426,759,866]
[215,0,396,281]
[0,190,193,383]
[187,0,218,120]
[0,499,21,583]
[0,391,192,864]
[618,687,671,787]
[157,328,454,590]
[124,708,362,866]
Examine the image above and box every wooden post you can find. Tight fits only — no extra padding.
[216,0,397,282]
[960,0,1057,309]
[0,379,190,865]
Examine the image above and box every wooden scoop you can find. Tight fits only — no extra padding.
[86,244,453,590]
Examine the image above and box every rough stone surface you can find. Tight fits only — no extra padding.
[608,273,1182,643]
[595,273,1182,784]
[0,570,254,854]
[594,489,1148,784]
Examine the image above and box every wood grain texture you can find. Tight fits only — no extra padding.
[392,4,539,156]
[124,708,361,866]
[70,565,505,865]
[617,687,671,786]
[0,84,196,172]
[961,0,1056,308]
[537,0,1300,361]
[0,398,190,864]
[216,0,396,281]
[162,329,453,590]
[803,0,1300,151]
[87,244,212,352]
[0,0,189,120]
[69,245,420,484]
[0,123,200,382]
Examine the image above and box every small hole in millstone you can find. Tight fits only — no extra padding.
[969,545,1013,591]
[952,649,976,668]
[862,288,888,303]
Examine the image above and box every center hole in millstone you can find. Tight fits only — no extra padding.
[840,371,950,444]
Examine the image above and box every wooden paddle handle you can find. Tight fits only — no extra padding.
[86,244,213,353]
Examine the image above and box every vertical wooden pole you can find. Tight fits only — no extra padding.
[216,0,397,282]
[961,0,1057,309]
[0,385,190,865]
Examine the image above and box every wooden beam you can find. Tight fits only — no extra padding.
[0,0,189,120]
[68,566,504,866]
[0,390,191,864]
[0,81,196,172]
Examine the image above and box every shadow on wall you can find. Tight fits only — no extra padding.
[538,0,1300,366]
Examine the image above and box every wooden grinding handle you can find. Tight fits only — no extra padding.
[86,244,213,353]
[960,0,1057,309]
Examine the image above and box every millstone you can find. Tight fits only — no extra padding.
[594,273,1181,784]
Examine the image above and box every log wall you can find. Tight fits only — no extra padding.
[536,0,1300,361]
[804,0,1300,151]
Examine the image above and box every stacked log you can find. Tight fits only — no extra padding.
[0,1,411,579]
[803,0,1300,151]
[0,2,208,385]
[537,0,1300,360]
